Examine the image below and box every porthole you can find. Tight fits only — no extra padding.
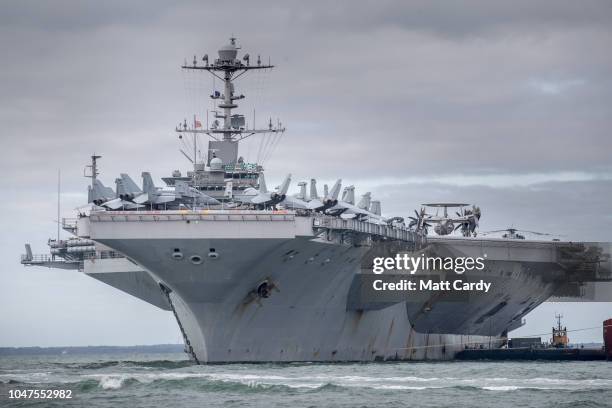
[190,255,203,265]
[208,248,219,259]
[172,252,184,260]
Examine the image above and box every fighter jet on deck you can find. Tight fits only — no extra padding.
[98,173,218,209]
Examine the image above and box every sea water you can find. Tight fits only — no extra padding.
[1,351,611,407]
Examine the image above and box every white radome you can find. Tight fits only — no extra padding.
[210,157,223,171]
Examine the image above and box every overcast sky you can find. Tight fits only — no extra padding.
[1,1,611,346]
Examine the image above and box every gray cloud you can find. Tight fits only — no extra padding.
[2,1,612,180]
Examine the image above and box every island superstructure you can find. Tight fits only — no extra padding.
[22,38,612,363]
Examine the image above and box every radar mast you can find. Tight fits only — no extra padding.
[176,37,285,168]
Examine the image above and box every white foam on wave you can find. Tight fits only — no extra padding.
[482,386,521,391]
[83,372,438,391]
[528,377,612,386]
[314,375,442,383]
[82,371,612,392]
[481,385,558,391]
[373,385,430,390]
[98,376,126,390]
[462,376,612,391]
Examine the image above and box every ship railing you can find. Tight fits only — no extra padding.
[20,254,53,264]
[22,250,125,264]
[62,218,78,233]
[20,253,81,270]
[312,215,426,246]
[90,210,295,222]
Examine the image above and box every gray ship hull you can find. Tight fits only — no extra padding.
[93,236,498,362]
[82,211,610,363]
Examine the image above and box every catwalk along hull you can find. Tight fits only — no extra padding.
[83,211,612,363]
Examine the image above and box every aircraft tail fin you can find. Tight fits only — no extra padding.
[357,192,371,210]
[343,185,355,205]
[369,200,381,216]
[142,172,156,195]
[120,173,142,194]
[115,177,127,197]
[327,179,342,201]
[310,179,319,200]
[258,173,268,193]
[90,179,114,202]
[297,182,307,200]
[103,185,115,198]
[279,174,292,195]
[24,244,33,261]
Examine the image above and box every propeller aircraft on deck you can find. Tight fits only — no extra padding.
[409,203,481,237]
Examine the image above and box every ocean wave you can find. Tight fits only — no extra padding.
[0,379,23,385]
[59,359,193,370]
[372,385,431,390]
[483,386,534,391]
[101,376,304,393]
[97,376,143,390]
[73,372,612,394]
[4,370,611,394]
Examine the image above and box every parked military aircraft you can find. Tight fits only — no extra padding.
[132,172,177,205]
[481,228,556,240]
[239,175,386,223]
[409,203,481,237]
[451,205,481,237]
[408,207,432,233]
[306,179,342,211]
[249,173,288,205]
[240,173,308,209]
[100,174,145,210]
[97,173,218,209]
[321,180,387,223]
[88,179,116,206]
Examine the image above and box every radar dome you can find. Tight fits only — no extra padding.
[210,157,223,171]
[218,43,238,61]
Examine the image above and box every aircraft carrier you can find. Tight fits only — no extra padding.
[21,38,612,363]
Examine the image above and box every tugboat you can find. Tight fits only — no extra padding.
[551,314,569,348]
[457,315,610,361]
